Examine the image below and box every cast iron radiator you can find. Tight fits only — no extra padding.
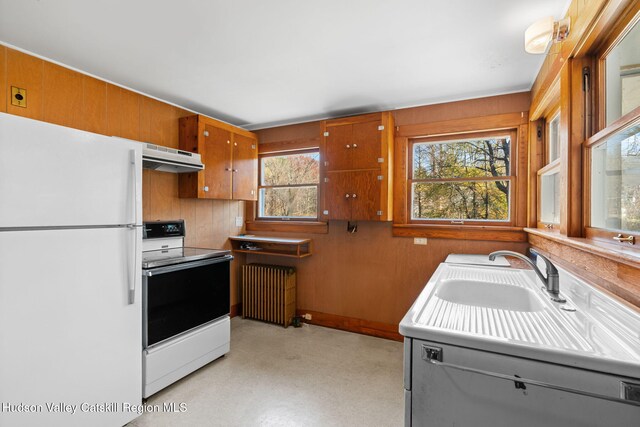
[241,264,296,327]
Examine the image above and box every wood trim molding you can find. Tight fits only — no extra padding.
[246,220,328,234]
[296,309,403,342]
[230,303,242,318]
[393,224,527,242]
[258,137,321,154]
[195,114,257,139]
[396,112,528,138]
[527,230,640,308]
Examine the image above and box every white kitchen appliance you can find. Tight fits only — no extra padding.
[142,142,204,173]
[141,220,232,398]
[0,113,143,427]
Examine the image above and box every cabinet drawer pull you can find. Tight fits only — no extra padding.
[346,144,351,148]
[352,194,357,198]
[353,144,358,148]
[345,194,350,198]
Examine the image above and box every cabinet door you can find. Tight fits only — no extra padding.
[203,124,232,199]
[324,124,352,171]
[323,172,352,220]
[351,170,382,221]
[351,120,382,170]
[232,133,258,201]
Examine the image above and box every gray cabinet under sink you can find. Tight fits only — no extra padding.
[404,338,640,426]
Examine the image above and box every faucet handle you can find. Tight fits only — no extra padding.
[528,248,558,276]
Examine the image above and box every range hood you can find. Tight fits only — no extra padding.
[142,143,204,173]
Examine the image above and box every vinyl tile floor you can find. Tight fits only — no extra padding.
[129,317,404,427]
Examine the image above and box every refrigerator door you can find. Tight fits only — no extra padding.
[0,113,142,228]
[0,227,142,427]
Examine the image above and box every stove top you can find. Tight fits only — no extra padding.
[142,247,231,269]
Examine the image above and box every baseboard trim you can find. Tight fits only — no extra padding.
[230,303,242,318]
[296,309,402,342]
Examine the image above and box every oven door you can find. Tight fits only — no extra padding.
[143,255,232,348]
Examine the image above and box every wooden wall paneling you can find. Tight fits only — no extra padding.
[180,198,198,246]
[195,200,214,248]
[42,62,83,129]
[0,45,6,113]
[393,92,531,126]
[82,76,107,135]
[246,222,528,326]
[106,84,140,140]
[6,48,43,120]
[529,233,640,308]
[396,112,528,138]
[254,121,321,144]
[142,168,152,220]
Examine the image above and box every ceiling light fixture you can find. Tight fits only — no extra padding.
[524,16,571,54]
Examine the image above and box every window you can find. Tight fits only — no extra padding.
[409,131,514,223]
[547,112,560,163]
[258,150,320,219]
[590,118,640,232]
[539,164,560,226]
[604,18,640,126]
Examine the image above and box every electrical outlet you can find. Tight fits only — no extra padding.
[303,313,312,320]
[235,216,243,227]
[414,237,428,245]
[11,87,27,108]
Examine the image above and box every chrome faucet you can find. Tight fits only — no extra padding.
[489,249,565,303]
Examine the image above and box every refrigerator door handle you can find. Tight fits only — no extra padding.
[128,149,140,305]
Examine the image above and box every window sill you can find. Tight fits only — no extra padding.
[246,220,328,234]
[525,228,640,268]
[392,224,526,242]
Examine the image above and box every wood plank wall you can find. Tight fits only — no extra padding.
[254,93,531,338]
[0,46,245,308]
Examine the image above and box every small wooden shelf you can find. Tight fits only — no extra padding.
[229,236,313,258]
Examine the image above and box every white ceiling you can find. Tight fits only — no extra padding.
[0,0,570,130]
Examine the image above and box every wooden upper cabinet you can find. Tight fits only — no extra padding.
[321,112,394,221]
[324,115,384,171]
[179,114,258,201]
[231,132,258,201]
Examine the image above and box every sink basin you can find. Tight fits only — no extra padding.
[435,279,544,312]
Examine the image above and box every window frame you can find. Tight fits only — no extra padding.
[584,107,640,243]
[256,148,321,221]
[407,129,518,227]
[585,9,640,245]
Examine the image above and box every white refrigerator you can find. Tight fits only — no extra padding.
[0,113,142,427]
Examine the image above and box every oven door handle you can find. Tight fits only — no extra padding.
[143,255,234,276]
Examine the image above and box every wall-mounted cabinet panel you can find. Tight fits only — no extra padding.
[43,62,83,129]
[321,112,393,221]
[179,114,258,201]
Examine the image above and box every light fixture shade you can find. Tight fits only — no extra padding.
[525,16,554,54]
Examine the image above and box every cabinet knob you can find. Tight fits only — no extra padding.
[234,142,237,146]
[203,130,209,137]
[227,140,230,144]
[345,194,350,198]
[225,168,231,171]
[346,144,350,148]
[353,144,358,148]
[352,194,357,198]
[203,186,209,192]
[233,169,238,172]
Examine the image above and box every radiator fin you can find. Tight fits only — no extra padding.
[241,264,296,327]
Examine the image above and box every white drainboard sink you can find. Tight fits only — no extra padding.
[399,262,640,379]
[435,279,544,312]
